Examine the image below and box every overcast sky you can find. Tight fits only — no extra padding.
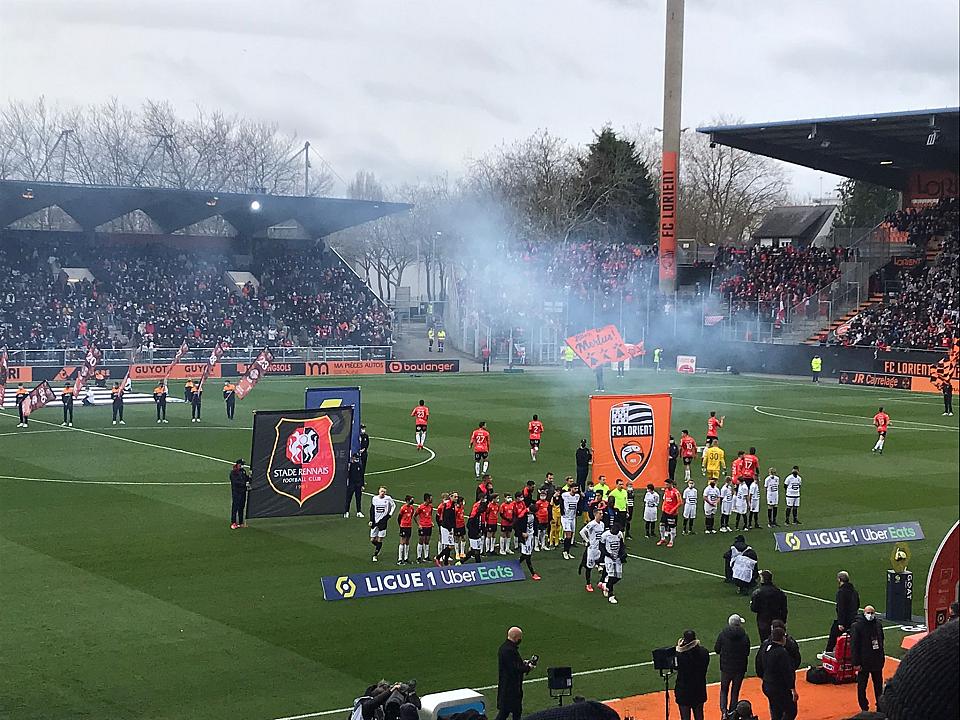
[2,0,958,198]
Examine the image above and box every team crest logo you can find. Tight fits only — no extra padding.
[268,415,336,505]
[609,401,655,481]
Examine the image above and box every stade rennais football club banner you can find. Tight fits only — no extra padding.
[322,560,525,601]
[305,386,362,456]
[775,521,924,553]
[589,394,672,487]
[247,408,353,518]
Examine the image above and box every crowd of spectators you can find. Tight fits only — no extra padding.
[713,244,843,319]
[884,197,958,247]
[0,236,392,352]
[840,200,959,350]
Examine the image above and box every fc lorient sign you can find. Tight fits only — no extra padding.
[322,560,525,601]
[775,522,924,553]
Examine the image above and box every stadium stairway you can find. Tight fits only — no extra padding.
[803,293,884,345]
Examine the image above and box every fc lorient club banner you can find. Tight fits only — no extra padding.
[589,393,672,487]
[775,521,924,553]
[322,560,525,601]
[247,408,353,518]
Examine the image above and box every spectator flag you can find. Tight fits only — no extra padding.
[22,381,56,418]
[198,342,227,390]
[565,325,633,369]
[163,340,190,384]
[235,348,274,400]
[0,349,8,407]
[72,344,102,397]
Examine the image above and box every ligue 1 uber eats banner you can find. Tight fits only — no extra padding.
[589,394,672,487]
[247,408,353,518]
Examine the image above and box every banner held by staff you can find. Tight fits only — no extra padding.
[198,342,226,390]
[234,348,274,400]
[589,393,672,487]
[72,344,102,396]
[247,407,353,519]
[163,340,190,384]
[22,381,57,417]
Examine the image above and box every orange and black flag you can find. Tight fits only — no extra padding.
[930,339,959,391]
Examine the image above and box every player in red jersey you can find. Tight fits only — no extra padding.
[414,493,434,563]
[658,479,682,548]
[731,451,746,483]
[410,400,429,450]
[469,421,491,477]
[454,496,467,561]
[679,429,698,481]
[484,493,500,554]
[743,447,760,481]
[396,495,416,564]
[528,414,544,462]
[534,490,551,550]
[872,407,890,454]
[705,411,725,455]
[498,493,516,555]
[512,494,529,552]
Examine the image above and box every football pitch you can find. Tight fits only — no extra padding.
[1,369,957,720]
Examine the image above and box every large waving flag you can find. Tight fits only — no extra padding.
[163,340,190,384]
[235,348,274,400]
[22,381,56,418]
[72,344,102,396]
[198,342,227,390]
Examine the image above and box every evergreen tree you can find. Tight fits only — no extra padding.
[834,179,899,228]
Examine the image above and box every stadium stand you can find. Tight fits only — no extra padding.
[0,236,393,351]
[839,199,959,349]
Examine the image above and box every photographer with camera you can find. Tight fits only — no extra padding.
[496,626,538,720]
[350,680,420,720]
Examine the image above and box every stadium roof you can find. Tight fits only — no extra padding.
[0,180,409,237]
[698,107,960,190]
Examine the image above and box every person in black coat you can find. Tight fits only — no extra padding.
[229,459,249,529]
[850,605,885,713]
[496,626,536,720]
[824,570,860,653]
[344,453,365,517]
[575,441,592,488]
[668,436,680,483]
[359,424,370,474]
[750,569,789,641]
[714,614,751,718]
[674,629,710,720]
[756,619,801,679]
[759,628,798,720]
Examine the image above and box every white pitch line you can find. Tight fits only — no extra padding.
[274,634,835,720]
[0,429,64,438]
[0,474,220,486]
[752,405,956,432]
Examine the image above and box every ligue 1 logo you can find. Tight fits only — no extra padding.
[335,576,356,598]
[609,401,655,481]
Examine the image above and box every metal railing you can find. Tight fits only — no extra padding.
[2,345,393,367]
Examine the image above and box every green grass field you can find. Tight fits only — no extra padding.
[1,368,957,720]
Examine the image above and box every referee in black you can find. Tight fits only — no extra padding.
[230,459,250,529]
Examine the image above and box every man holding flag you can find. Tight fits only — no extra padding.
[22,381,57,425]
[0,349,8,412]
[193,342,226,423]
[153,382,168,423]
[111,380,126,425]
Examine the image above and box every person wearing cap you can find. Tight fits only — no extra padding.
[850,604,885,713]
[750,569,789,641]
[674,629,710,720]
[229,459,250,529]
[759,627,798,720]
[714,614,751,718]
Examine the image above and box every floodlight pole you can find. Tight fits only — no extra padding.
[658,0,685,294]
[304,141,311,196]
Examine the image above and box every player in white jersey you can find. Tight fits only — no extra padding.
[748,478,761,529]
[733,480,749,531]
[598,523,625,604]
[642,483,660,538]
[560,485,581,559]
[719,477,734,532]
[368,486,396,561]
[784,466,802,525]
[681,479,699,535]
[764,468,781,527]
[703,478,721,534]
[578,508,606,592]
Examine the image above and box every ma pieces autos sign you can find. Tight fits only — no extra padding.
[838,370,913,390]
[305,361,385,376]
[386,359,460,374]
[775,522,924,553]
[322,560,524,601]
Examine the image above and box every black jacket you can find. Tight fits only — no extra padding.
[674,642,710,706]
[850,614,885,670]
[497,639,530,708]
[759,643,795,698]
[575,447,592,468]
[755,635,801,677]
[229,467,249,490]
[836,582,861,627]
[714,625,751,676]
[751,582,789,623]
[347,460,364,487]
[668,442,679,460]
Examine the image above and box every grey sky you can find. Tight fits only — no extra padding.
[2,0,958,198]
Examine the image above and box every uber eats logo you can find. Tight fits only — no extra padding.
[335,576,356,598]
